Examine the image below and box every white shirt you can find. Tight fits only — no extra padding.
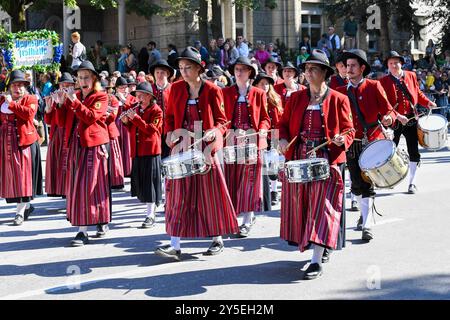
[347,77,365,89]
[1,101,13,114]
[307,104,321,110]
[329,33,341,50]
[237,95,247,103]
[71,42,86,68]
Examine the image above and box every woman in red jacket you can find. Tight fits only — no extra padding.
[61,60,111,246]
[274,61,306,109]
[223,57,271,238]
[277,50,355,280]
[157,46,238,260]
[44,72,74,198]
[253,72,283,209]
[0,70,40,225]
[121,82,162,229]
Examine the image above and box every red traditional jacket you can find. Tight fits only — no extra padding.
[277,88,355,164]
[165,80,229,154]
[379,71,432,115]
[329,74,348,90]
[337,79,397,141]
[152,83,172,135]
[0,95,39,147]
[106,94,120,139]
[274,83,307,108]
[62,90,109,148]
[127,103,163,157]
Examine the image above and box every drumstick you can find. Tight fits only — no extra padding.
[306,128,355,155]
[186,120,231,149]
[236,129,274,140]
[285,136,298,151]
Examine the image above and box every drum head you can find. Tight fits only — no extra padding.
[418,114,448,131]
[359,140,394,170]
[163,150,203,164]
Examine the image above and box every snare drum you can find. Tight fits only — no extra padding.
[359,139,409,188]
[223,144,258,164]
[417,114,448,151]
[162,150,210,179]
[284,158,330,183]
[263,149,285,176]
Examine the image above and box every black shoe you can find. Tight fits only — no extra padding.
[270,191,278,206]
[71,232,89,247]
[322,248,332,264]
[203,241,224,256]
[155,245,181,261]
[303,263,323,280]
[13,214,24,226]
[350,200,359,211]
[96,224,109,238]
[362,228,374,241]
[141,216,155,228]
[408,184,417,194]
[24,204,35,220]
[355,216,363,231]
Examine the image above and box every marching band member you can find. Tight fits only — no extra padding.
[274,61,306,109]
[61,60,111,246]
[115,76,136,177]
[337,49,397,241]
[277,49,355,280]
[149,59,174,159]
[328,53,349,90]
[44,72,74,198]
[262,57,284,86]
[253,72,283,208]
[157,47,238,260]
[0,70,41,225]
[103,81,124,190]
[379,51,437,194]
[121,82,162,229]
[223,57,271,238]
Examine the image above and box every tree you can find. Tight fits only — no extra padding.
[324,0,423,57]
[423,0,450,51]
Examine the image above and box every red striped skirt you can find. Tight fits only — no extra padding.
[224,156,263,215]
[109,137,124,188]
[0,114,32,199]
[165,154,238,237]
[45,126,67,196]
[66,142,111,226]
[280,148,343,252]
[116,119,132,176]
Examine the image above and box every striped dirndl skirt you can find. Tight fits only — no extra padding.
[45,126,66,196]
[109,137,124,189]
[116,118,132,177]
[280,144,343,252]
[0,113,33,201]
[165,153,238,238]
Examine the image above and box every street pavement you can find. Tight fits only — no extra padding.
[1,135,450,300]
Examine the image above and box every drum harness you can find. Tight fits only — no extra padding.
[347,87,384,222]
[389,74,420,128]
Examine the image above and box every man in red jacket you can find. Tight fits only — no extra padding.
[379,51,437,194]
[337,49,397,241]
[328,52,348,90]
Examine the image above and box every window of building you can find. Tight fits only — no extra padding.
[301,14,322,46]
[236,7,246,38]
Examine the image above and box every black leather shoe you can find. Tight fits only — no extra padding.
[271,191,278,206]
[13,214,24,226]
[96,224,109,238]
[203,241,224,256]
[355,216,363,231]
[350,200,359,211]
[24,204,35,220]
[71,232,89,247]
[142,216,155,228]
[303,263,323,280]
[155,245,181,261]
[362,228,374,241]
[322,248,332,263]
[408,184,417,194]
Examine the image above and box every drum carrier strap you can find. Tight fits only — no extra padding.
[347,86,378,144]
[388,73,418,118]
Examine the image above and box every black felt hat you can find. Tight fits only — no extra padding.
[229,56,257,79]
[300,49,335,79]
[149,59,175,79]
[341,49,372,77]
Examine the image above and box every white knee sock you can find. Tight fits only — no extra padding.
[270,180,278,192]
[361,197,373,229]
[170,236,181,250]
[351,193,356,202]
[146,202,156,218]
[242,212,254,226]
[409,162,418,186]
[311,245,325,265]
[78,226,88,235]
[213,236,223,244]
[25,202,31,210]
[16,203,27,217]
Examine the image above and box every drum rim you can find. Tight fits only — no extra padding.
[417,114,448,131]
[358,139,396,170]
